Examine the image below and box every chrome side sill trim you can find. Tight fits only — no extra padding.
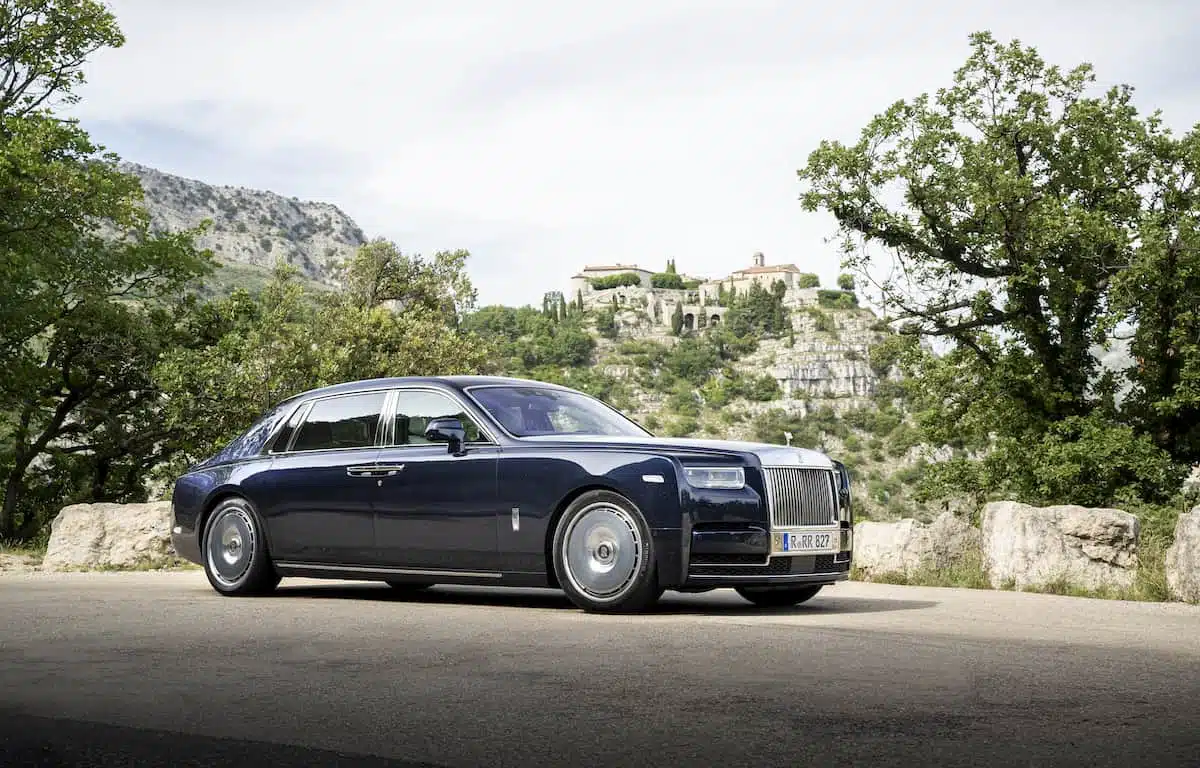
[273,561,503,579]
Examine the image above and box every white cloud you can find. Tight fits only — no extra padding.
[71,0,1200,307]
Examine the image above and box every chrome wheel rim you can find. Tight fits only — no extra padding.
[560,502,643,602]
[205,507,255,587]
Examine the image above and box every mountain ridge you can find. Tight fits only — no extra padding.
[121,161,367,292]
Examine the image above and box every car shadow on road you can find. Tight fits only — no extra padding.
[268,583,939,616]
[652,595,940,616]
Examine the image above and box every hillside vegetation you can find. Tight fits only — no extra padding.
[1,4,1197,565]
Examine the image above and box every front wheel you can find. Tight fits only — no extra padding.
[202,497,279,596]
[735,584,823,608]
[552,490,662,614]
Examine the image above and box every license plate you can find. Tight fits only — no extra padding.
[781,532,832,552]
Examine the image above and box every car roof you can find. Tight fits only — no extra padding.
[278,375,573,406]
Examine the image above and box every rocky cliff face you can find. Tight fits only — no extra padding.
[122,162,368,289]
[740,309,889,402]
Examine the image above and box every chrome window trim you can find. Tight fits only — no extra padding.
[262,399,309,455]
[461,383,652,442]
[384,385,501,447]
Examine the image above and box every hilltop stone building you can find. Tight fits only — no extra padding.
[568,252,824,333]
[699,252,805,302]
[569,264,655,293]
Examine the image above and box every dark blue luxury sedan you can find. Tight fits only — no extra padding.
[170,375,854,613]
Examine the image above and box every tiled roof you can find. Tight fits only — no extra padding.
[731,264,801,275]
[581,264,649,272]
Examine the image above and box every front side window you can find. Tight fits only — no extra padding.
[468,386,649,438]
[289,391,388,451]
[391,389,488,445]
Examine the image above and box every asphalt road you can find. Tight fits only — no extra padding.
[1,572,1198,768]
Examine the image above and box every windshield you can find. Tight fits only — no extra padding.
[468,386,651,438]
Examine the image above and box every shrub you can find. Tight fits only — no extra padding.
[589,273,642,290]
[817,289,858,310]
[651,272,684,289]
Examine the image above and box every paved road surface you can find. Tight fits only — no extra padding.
[1,572,1198,767]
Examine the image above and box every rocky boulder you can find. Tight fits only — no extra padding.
[980,501,1139,591]
[853,510,980,577]
[1165,508,1200,603]
[41,501,176,571]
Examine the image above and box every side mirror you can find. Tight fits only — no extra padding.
[424,417,467,455]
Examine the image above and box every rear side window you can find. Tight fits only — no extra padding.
[289,391,388,452]
[267,403,308,453]
[208,403,291,463]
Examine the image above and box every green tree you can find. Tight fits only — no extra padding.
[0,0,215,538]
[671,301,684,335]
[462,304,595,372]
[337,239,476,323]
[1110,129,1200,464]
[837,273,855,291]
[797,30,1188,505]
[651,272,685,289]
[155,248,492,474]
[725,280,790,338]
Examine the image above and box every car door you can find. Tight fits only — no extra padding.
[256,389,388,565]
[370,387,502,572]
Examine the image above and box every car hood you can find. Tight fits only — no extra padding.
[515,434,834,469]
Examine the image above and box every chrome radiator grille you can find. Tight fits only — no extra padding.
[762,467,838,528]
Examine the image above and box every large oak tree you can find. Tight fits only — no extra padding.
[797,31,1198,508]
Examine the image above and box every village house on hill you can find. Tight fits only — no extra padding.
[706,252,804,300]
[566,252,828,333]
[569,264,655,292]
[570,253,813,303]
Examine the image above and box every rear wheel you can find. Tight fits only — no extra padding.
[553,490,662,614]
[202,497,279,596]
[735,584,823,608]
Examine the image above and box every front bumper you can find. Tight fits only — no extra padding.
[683,552,852,587]
[682,525,853,587]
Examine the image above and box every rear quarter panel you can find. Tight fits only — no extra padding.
[171,457,278,547]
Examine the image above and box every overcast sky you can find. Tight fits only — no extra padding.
[69,0,1198,309]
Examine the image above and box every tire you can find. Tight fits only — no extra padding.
[202,496,280,596]
[735,584,823,608]
[552,490,662,614]
[385,581,434,591]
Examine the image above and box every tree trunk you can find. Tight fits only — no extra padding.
[0,469,24,540]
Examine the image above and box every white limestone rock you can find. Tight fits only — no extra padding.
[981,501,1140,591]
[852,510,980,577]
[41,501,176,571]
[1165,508,1200,603]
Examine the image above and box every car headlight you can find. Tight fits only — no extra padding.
[683,466,745,490]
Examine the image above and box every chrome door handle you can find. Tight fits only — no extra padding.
[376,464,406,476]
[346,465,378,477]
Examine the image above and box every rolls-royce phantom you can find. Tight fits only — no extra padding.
[170,375,854,613]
